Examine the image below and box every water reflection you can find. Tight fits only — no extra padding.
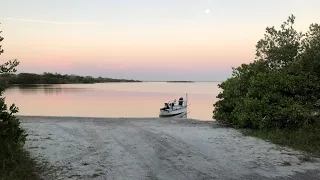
[41,87,90,95]
[11,84,90,95]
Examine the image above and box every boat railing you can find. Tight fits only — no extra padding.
[166,100,188,103]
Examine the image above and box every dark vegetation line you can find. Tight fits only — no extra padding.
[0,72,141,84]
[213,15,320,157]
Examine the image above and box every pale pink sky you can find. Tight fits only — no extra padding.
[0,0,319,81]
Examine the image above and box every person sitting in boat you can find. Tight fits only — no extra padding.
[160,103,170,110]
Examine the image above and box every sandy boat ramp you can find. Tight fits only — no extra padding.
[19,116,320,180]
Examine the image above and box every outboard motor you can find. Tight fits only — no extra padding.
[178,97,184,106]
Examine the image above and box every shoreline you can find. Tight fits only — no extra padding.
[20,116,320,180]
[17,115,206,122]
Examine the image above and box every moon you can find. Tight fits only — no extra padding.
[205,9,210,14]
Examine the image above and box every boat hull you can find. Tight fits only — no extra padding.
[159,106,187,117]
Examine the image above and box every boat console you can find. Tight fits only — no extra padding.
[178,97,184,106]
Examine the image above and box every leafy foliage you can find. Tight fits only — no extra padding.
[213,15,320,130]
[0,26,25,147]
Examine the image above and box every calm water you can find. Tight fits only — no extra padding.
[3,82,221,120]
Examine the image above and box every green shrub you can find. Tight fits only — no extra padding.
[0,30,25,148]
[213,15,320,130]
[0,100,26,147]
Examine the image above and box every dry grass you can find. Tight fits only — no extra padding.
[242,123,320,157]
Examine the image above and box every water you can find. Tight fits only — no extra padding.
[3,82,221,120]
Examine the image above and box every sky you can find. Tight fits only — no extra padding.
[0,0,319,81]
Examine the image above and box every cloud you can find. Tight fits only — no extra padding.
[0,17,105,25]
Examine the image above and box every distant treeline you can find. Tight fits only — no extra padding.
[0,72,141,84]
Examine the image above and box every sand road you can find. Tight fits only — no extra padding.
[20,116,320,180]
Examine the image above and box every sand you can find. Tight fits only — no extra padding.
[19,116,320,180]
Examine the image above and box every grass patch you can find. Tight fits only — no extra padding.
[241,124,320,157]
[0,144,41,180]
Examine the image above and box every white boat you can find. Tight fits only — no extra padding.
[159,93,189,117]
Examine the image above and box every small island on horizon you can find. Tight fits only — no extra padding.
[0,72,142,85]
[166,81,194,83]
